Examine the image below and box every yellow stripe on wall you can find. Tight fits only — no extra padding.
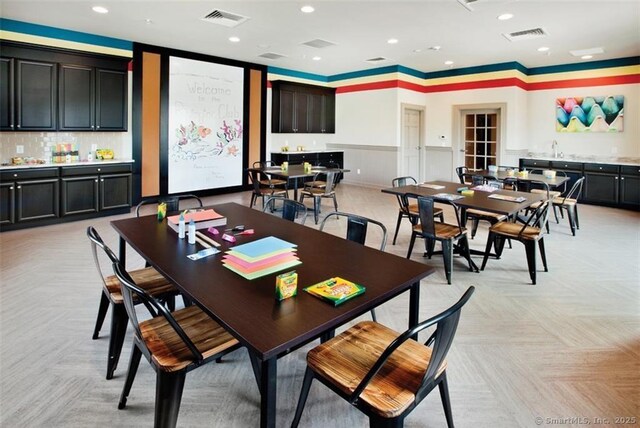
[0,30,132,58]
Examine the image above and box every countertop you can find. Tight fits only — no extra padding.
[271,150,344,154]
[0,159,135,171]
[523,154,640,167]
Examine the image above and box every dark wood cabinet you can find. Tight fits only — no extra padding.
[16,59,57,130]
[0,58,15,130]
[0,168,60,225]
[0,182,15,224]
[583,163,620,205]
[59,66,127,131]
[61,164,131,215]
[619,166,640,208]
[271,151,344,183]
[272,81,335,134]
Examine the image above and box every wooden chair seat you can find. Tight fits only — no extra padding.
[140,305,239,372]
[466,208,506,220]
[306,180,327,188]
[413,222,465,239]
[531,188,561,198]
[260,178,286,187]
[104,267,175,304]
[301,187,335,197]
[307,321,445,418]
[489,221,541,240]
[553,197,577,206]
[407,203,443,218]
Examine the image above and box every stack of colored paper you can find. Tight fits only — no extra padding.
[222,236,301,280]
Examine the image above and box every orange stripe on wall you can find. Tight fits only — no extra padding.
[141,52,161,197]
[249,69,262,167]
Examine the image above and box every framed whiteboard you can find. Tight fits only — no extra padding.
[168,56,244,193]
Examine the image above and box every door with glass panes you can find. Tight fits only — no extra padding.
[463,111,498,171]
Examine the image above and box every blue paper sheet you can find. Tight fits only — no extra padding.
[230,236,297,258]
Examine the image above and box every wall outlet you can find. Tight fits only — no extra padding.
[438,135,446,140]
[91,144,98,152]
[357,169,361,174]
[16,145,24,154]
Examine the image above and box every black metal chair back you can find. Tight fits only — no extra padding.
[135,194,203,217]
[392,175,417,214]
[561,176,585,201]
[320,212,387,251]
[455,166,468,184]
[263,196,307,224]
[87,226,120,280]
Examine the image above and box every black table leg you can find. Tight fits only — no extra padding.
[409,281,420,340]
[119,236,126,268]
[260,357,277,428]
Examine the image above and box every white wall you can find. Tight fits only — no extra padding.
[526,83,640,158]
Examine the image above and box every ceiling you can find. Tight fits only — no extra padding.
[2,0,639,76]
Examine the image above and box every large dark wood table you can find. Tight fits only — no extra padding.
[111,202,434,428]
[250,165,349,199]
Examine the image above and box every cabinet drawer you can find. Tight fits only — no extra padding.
[521,159,550,168]
[1,168,59,181]
[584,163,619,174]
[620,165,640,175]
[61,163,132,176]
[550,161,582,170]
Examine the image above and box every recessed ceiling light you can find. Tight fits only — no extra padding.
[537,46,549,52]
[429,46,441,51]
[229,36,240,43]
[312,56,321,61]
[257,43,271,49]
[92,6,108,14]
[581,55,593,60]
[301,5,315,13]
[387,38,399,44]
[444,60,454,65]
[145,19,153,24]
[497,13,514,21]
[413,49,422,53]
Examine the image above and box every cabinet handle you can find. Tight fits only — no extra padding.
[100,179,104,182]
[615,176,618,180]
[91,125,94,129]
[621,177,625,180]
[9,186,13,190]
[96,126,100,129]
[13,173,17,177]
[10,124,14,129]
[16,124,20,128]
[97,168,101,172]
[599,167,603,170]
[95,179,98,183]
[17,185,21,189]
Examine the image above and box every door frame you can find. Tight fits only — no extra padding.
[452,103,506,178]
[400,103,426,181]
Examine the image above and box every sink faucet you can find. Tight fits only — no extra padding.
[552,140,559,158]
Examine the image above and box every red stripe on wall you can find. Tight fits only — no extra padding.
[422,78,527,93]
[527,74,640,90]
[128,60,133,71]
[336,80,399,94]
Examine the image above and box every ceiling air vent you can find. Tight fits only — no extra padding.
[365,57,388,63]
[202,9,250,28]
[502,28,548,42]
[258,52,287,60]
[457,0,481,12]
[302,39,336,49]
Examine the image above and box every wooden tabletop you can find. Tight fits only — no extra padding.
[111,202,433,360]
[249,165,349,179]
[382,181,544,216]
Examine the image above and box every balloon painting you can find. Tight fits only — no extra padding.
[556,96,623,132]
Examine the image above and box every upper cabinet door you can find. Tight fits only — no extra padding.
[0,58,15,131]
[271,81,335,134]
[59,64,94,130]
[308,93,324,133]
[277,88,296,133]
[96,69,127,131]
[16,60,57,131]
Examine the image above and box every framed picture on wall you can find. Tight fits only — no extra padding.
[556,96,624,132]
[168,56,245,193]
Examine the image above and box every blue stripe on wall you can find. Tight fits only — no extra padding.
[528,57,640,75]
[0,18,132,51]
[424,62,527,79]
[267,66,328,82]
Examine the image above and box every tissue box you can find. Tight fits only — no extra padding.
[543,170,556,179]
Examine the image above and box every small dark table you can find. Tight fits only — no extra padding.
[474,170,570,190]
[250,165,349,199]
[111,202,434,428]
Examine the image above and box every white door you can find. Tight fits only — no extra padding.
[458,109,500,171]
[402,107,423,179]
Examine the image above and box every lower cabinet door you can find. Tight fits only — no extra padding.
[16,178,59,221]
[584,173,619,204]
[619,175,640,207]
[100,173,131,210]
[61,176,99,215]
[0,182,15,224]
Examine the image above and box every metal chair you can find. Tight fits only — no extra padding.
[87,226,178,380]
[263,196,308,225]
[113,263,246,428]
[252,161,287,187]
[320,212,387,322]
[406,196,476,285]
[455,166,468,184]
[391,176,444,245]
[299,170,339,224]
[291,287,475,428]
[135,194,203,217]
[551,176,585,236]
[248,169,289,209]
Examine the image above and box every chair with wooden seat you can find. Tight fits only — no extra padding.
[465,180,510,241]
[481,185,552,284]
[299,170,339,224]
[263,196,308,225]
[291,286,475,428]
[320,212,387,322]
[113,262,245,428]
[406,196,476,285]
[306,161,340,189]
[497,165,519,190]
[135,194,203,217]
[248,168,289,209]
[87,226,178,380]
[455,166,468,184]
[252,161,288,188]
[391,176,444,245]
[551,176,585,236]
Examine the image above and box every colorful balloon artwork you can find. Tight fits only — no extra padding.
[556,96,623,133]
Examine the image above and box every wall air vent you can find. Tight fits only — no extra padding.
[365,57,388,63]
[202,9,250,28]
[302,39,336,49]
[502,28,548,42]
[258,52,287,60]
[457,0,481,12]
